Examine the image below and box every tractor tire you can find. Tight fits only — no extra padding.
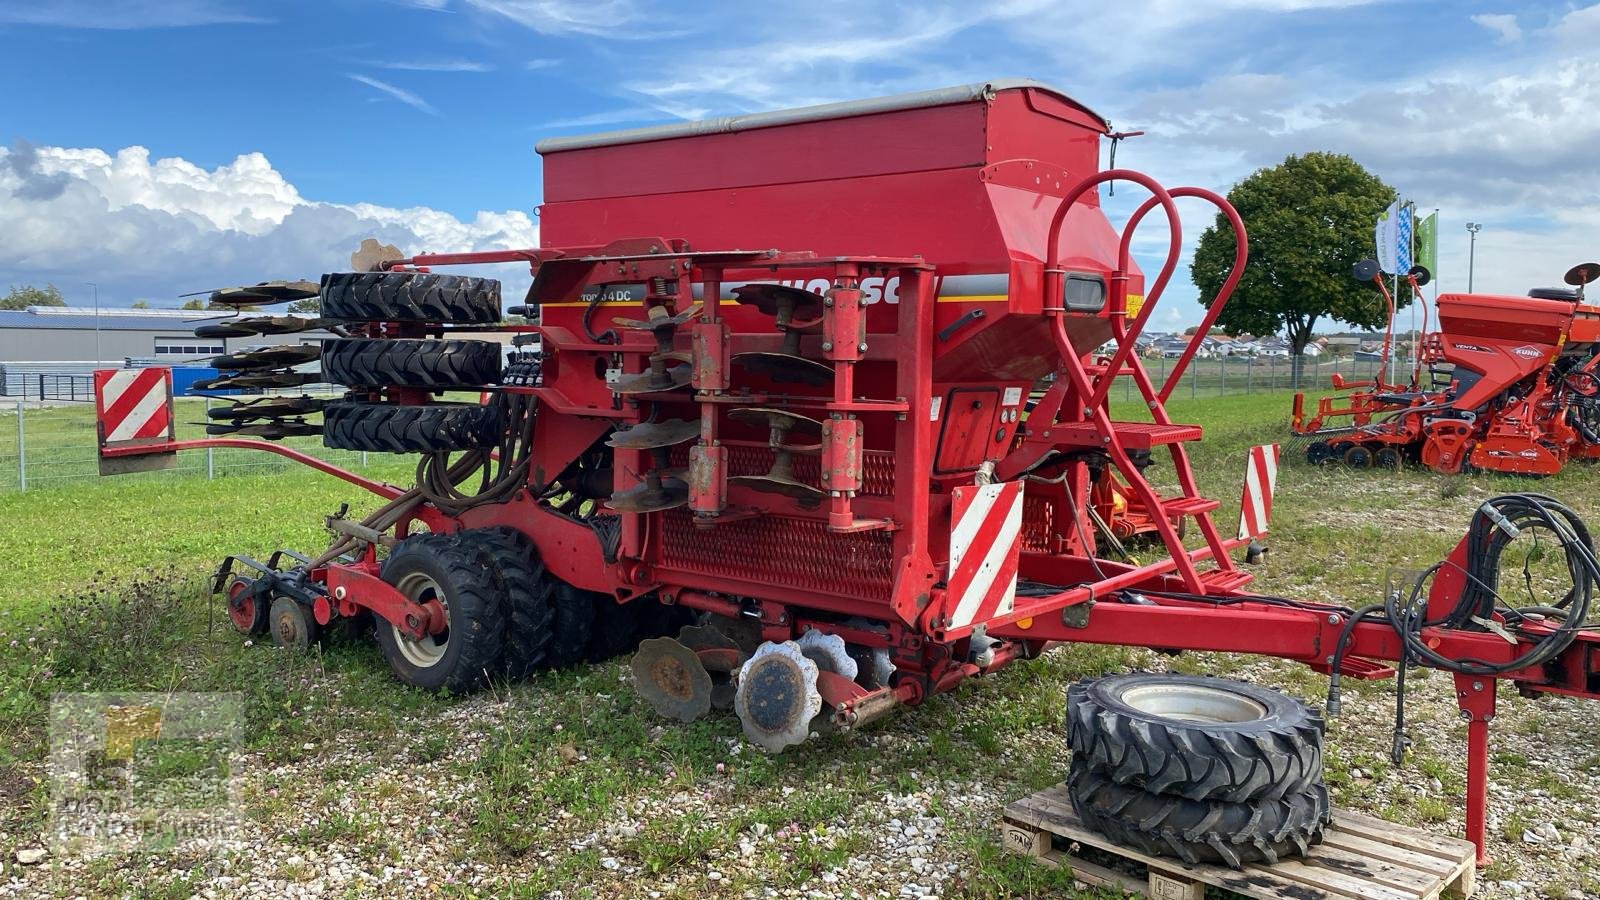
[585,594,642,663]
[1374,446,1404,470]
[459,527,556,680]
[1066,673,1324,803]
[323,338,503,389]
[1067,756,1329,869]
[322,401,505,453]
[542,582,597,669]
[376,534,506,694]
[320,272,501,324]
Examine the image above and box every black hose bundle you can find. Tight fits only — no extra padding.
[415,387,537,516]
[1323,494,1599,764]
[1391,492,1597,676]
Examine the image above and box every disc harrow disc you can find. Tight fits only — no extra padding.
[734,641,822,753]
[202,280,319,308]
[728,473,825,504]
[350,238,405,273]
[207,396,325,421]
[731,352,834,386]
[193,370,321,391]
[607,419,700,450]
[614,306,701,331]
[606,477,689,514]
[732,283,824,325]
[728,407,824,439]
[193,322,259,339]
[613,365,693,395]
[204,419,322,439]
[632,637,714,723]
[212,345,322,371]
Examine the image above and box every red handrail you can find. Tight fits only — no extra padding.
[1110,187,1247,403]
[1044,170,1183,412]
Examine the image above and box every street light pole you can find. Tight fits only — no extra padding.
[85,282,100,364]
[1465,223,1482,293]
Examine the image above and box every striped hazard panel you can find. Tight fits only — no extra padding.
[1237,443,1280,540]
[95,368,174,446]
[946,481,1024,630]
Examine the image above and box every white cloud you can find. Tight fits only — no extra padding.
[348,74,439,115]
[0,143,538,306]
[0,0,269,29]
[464,0,655,37]
[1554,3,1600,44]
[1471,13,1522,43]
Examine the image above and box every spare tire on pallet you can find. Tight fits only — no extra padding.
[1066,673,1324,803]
[320,272,501,324]
[1067,756,1329,869]
[323,401,505,453]
[323,338,503,389]
[377,534,506,694]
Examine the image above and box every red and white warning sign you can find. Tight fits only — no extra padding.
[1237,443,1280,540]
[94,367,174,447]
[946,480,1023,630]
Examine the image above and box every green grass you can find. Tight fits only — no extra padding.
[3,387,1600,895]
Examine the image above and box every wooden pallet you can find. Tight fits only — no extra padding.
[1002,783,1476,900]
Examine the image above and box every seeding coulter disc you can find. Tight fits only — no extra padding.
[796,628,859,682]
[632,637,714,723]
[734,641,823,753]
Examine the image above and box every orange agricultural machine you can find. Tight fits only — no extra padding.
[90,81,1600,866]
[1293,260,1600,475]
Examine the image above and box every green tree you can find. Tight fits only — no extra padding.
[181,298,205,310]
[1192,152,1399,369]
[1,284,67,309]
[131,300,151,309]
[287,296,320,314]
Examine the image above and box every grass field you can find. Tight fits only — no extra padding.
[2,390,1598,898]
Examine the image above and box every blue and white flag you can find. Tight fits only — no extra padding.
[1395,204,1413,275]
[1374,201,1412,275]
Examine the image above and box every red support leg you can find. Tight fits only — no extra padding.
[1454,672,1497,866]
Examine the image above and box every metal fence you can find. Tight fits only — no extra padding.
[0,397,377,492]
[0,354,1397,493]
[1115,354,1398,400]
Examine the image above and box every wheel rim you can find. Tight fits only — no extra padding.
[1115,683,1269,724]
[392,572,451,667]
[227,579,256,633]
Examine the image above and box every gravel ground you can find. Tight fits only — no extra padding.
[3,637,1598,899]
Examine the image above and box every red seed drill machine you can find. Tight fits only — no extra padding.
[93,81,1600,863]
[1293,259,1600,475]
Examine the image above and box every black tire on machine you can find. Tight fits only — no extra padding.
[375,534,507,694]
[322,401,506,453]
[319,272,501,324]
[322,338,504,389]
[583,593,641,663]
[457,527,557,680]
[542,582,597,669]
[1066,673,1324,803]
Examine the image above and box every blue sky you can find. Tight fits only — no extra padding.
[2,0,1597,329]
